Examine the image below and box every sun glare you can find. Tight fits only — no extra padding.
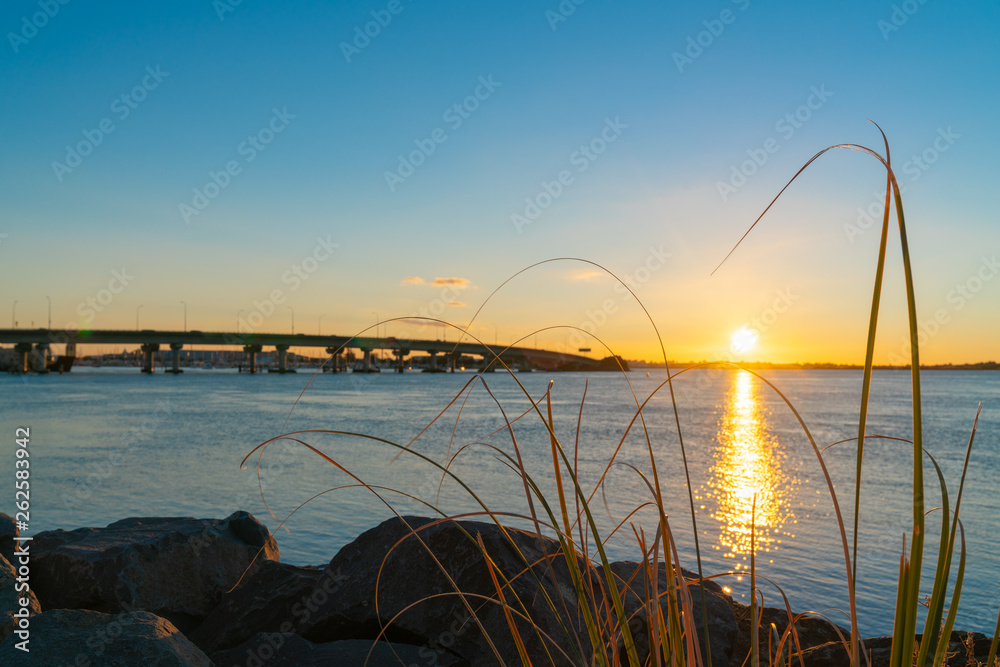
[731,327,758,354]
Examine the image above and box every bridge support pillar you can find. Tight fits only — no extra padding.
[362,348,372,372]
[394,348,409,373]
[449,353,458,373]
[140,343,159,374]
[242,344,262,374]
[167,343,184,374]
[34,343,51,373]
[275,344,289,373]
[325,347,341,373]
[14,343,31,374]
[428,351,438,371]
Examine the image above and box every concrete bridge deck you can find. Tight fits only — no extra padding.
[0,328,626,375]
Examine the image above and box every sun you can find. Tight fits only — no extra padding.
[731,327,759,354]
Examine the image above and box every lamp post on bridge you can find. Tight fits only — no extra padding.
[46,296,51,329]
[136,305,143,331]
[318,313,327,336]
[181,301,187,332]
[288,306,294,335]
[237,309,244,334]
[11,300,16,328]
[372,311,379,339]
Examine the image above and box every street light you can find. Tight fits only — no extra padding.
[181,301,187,332]
[288,306,294,335]
[372,311,379,338]
[136,305,143,331]
[46,296,51,329]
[318,313,327,335]
[11,300,16,328]
[237,309,244,333]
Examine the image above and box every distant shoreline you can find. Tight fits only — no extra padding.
[628,360,1000,371]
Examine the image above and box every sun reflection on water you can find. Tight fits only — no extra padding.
[701,370,794,571]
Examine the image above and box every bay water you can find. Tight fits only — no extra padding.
[3,367,998,637]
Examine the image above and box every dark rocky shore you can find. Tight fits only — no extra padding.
[0,511,991,666]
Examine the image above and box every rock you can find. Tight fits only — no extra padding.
[31,510,278,633]
[211,633,468,666]
[189,559,328,654]
[731,600,851,664]
[0,554,41,642]
[609,560,738,667]
[297,515,603,665]
[799,632,992,667]
[0,513,17,566]
[0,608,212,666]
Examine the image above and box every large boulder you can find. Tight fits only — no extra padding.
[211,633,467,667]
[31,511,278,632]
[0,609,211,666]
[0,554,41,642]
[189,559,328,654]
[609,560,738,667]
[297,515,604,665]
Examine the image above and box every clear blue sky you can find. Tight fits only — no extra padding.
[2,0,998,363]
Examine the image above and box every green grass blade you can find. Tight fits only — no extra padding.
[915,454,952,666]
[933,522,966,666]
[852,124,895,594]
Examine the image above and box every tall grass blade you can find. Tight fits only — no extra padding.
[852,123,894,595]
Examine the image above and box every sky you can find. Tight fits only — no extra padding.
[1,0,998,364]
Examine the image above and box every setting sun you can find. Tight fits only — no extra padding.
[731,327,759,354]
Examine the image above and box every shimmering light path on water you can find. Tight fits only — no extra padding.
[2,367,998,637]
[700,370,795,576]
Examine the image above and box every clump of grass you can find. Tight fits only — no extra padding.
[243,124,998,666]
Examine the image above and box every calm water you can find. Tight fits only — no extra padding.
[2,367,998,636]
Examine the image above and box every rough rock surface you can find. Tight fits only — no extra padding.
[212,633,467,666]
[0,512,17,566]
[731,600,851,664]
[189,559,327,654]
[798,632,992,667]
[0,609,212,666]
[0,554,41,642]
[297,515,602,666]
[31,511,278,632]
[609,560,738,667]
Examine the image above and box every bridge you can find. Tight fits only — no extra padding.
[0,328,626,375]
